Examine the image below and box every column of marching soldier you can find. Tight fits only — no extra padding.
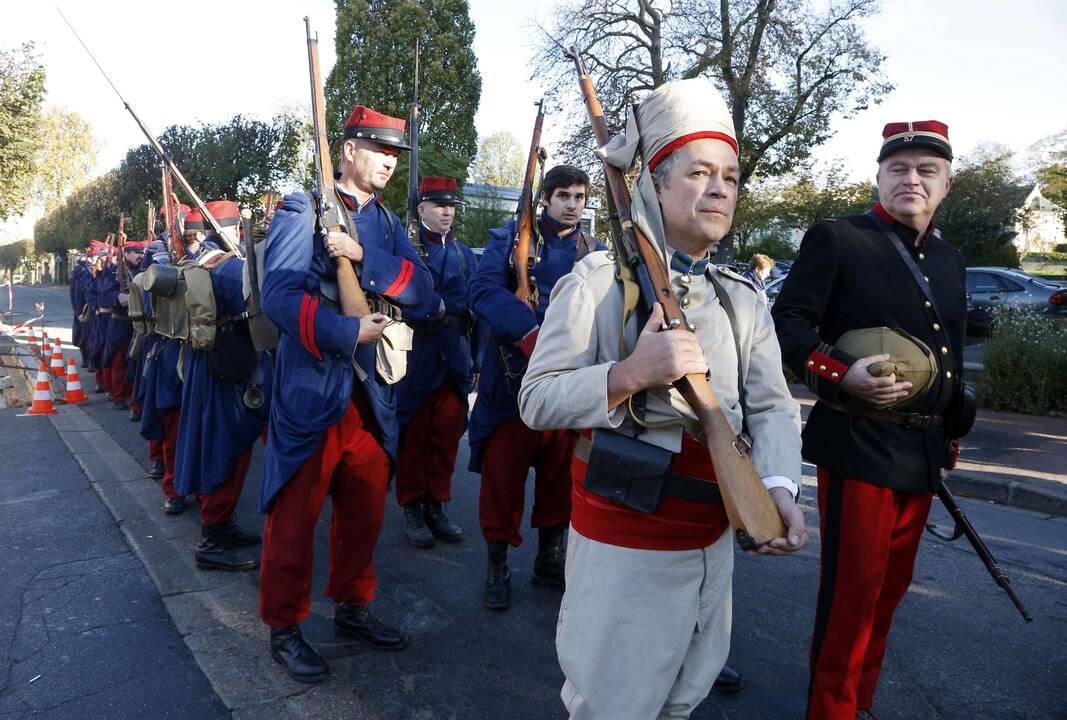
[67,85,969,720]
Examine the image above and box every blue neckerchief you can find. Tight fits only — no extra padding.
[670,250,710,276]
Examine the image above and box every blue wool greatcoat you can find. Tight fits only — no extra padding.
[395,225,478,427]
[100,265,134,361]
[466,216,603,472]
[70,262,90,348]
[139,252,183,442]
[130,241,167,402]
[175,256,272,496]
[259,189,441,512]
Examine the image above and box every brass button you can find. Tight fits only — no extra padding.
[680,297,690,309]
[933,323,941,331]
[819,364,827,372]
[924,275,930,283]
[831,371,839,379]
[946,371,952,379]
[605,252,615,261]
[807,360,815,367]
[941,346,948,355]
[369,280,376,286]
[680,274,691,285]
[919,253,925,261]
[925,300,932,308]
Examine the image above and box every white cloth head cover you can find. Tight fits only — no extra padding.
[598,78,738,262]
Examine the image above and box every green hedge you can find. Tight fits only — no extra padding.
[980,307,1067,415]
[1022,251,1067,262]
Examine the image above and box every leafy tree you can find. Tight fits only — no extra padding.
[776,166,874,230]
[326,0,481,213]
[0,239,34,280]
[30,106,97,212]
[0,43,47,220]
[937,151,1027,267]
[532,0,891,192]
[469,131,526,188]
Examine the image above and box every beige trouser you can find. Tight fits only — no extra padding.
[557,526,734,720]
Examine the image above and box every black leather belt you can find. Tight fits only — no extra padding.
[825,401,942,430]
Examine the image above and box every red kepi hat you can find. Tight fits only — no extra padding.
[878,120,952,162]
[343,104,411,150]
[185,200,240,231]
[418,177,461,205]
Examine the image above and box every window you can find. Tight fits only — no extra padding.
[995,275,1024,292]
[967,272,999,293]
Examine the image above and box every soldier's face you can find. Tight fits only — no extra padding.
[656,139,739,251]
[344,140,399,193]
[876,149,952,227]
[418,201,455,234]
[542,184,587,229]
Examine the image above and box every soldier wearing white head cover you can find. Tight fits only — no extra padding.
[519,78,807,719]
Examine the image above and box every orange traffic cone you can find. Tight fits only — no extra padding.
[49,337,66,379]
[41,331,49,358]
[26,359,57,415]
[29,328,39,355]
[63,357,88,404]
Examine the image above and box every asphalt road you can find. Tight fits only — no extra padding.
[4,285,1065,720]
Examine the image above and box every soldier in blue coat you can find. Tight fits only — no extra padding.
[85,254,111,393]
[70,259,91,368]
[258,104,442,684]
[174,200,270,572]
[395,177,477,548]
[100,240,144,411]
[468,164,600,610]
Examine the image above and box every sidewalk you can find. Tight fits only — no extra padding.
[791,386,1067,517]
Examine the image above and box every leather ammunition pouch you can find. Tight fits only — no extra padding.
[208,320,258,382]
[408,314,471,335]
[578,431,722,514]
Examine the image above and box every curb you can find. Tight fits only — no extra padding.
[947,473,1067,517]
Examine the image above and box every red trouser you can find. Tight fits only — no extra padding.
[478,415,575,547]
[96,367,110,393]
[199,448,252,524]
[259,397,390,628]
[807,468,933,719]
[395,381,467,506]
[107,339,133,403]
[149,439,163,461]
[160,408,182,500]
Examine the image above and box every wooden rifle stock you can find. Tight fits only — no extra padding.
[405,39,426,259]
[116,213,132,294]
[565,47,786,549]
[161,169,184,260]
[305,16,370,319]
[513,100,546,312]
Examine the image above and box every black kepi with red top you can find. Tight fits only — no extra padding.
[417,177,461,205]
[877,120,952,162]
[343,104,411,151]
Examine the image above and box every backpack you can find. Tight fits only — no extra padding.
[147,254,220,351]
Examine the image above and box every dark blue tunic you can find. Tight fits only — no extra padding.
[70,262,90,348]
[175,256,272,496]
[395,225,478,427]
[467,216,602,472]
[139,252,183,442]
[259,189,441,512]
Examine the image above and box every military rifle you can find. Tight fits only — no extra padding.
[513,100,547,312]
[304,16,371,318]
[58,9,240,258]
[145,201,155,244]
[565,47,787,550]
[116,213,132,295]
[161,168,185,260]
[405,39,427,260]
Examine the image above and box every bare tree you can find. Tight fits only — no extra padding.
[532,0,891,191]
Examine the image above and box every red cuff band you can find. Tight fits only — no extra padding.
[805,350,848,382]
[517,328,539,358]
[383,258,414,298]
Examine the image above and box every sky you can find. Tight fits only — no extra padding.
[2,0,1065,242]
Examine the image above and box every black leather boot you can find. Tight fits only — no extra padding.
[713,664,743,693]
[424,502,463,542]
[403,501,434,548]
[162,496,185,515]
[93,383,104,393]
[270,625,329,684]
[148,460,165,479]
[856,710,878,720]
[483,540,511,610]
[532,527,566,590]
[195,522,258,571]
[334,603,408,650]
[128,409,141,422]
[220,516,261,547]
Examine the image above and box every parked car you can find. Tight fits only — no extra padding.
[764,275,786,306]
[966,267,1067,333]
[10,274,24,285]
[767,260,792,281]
